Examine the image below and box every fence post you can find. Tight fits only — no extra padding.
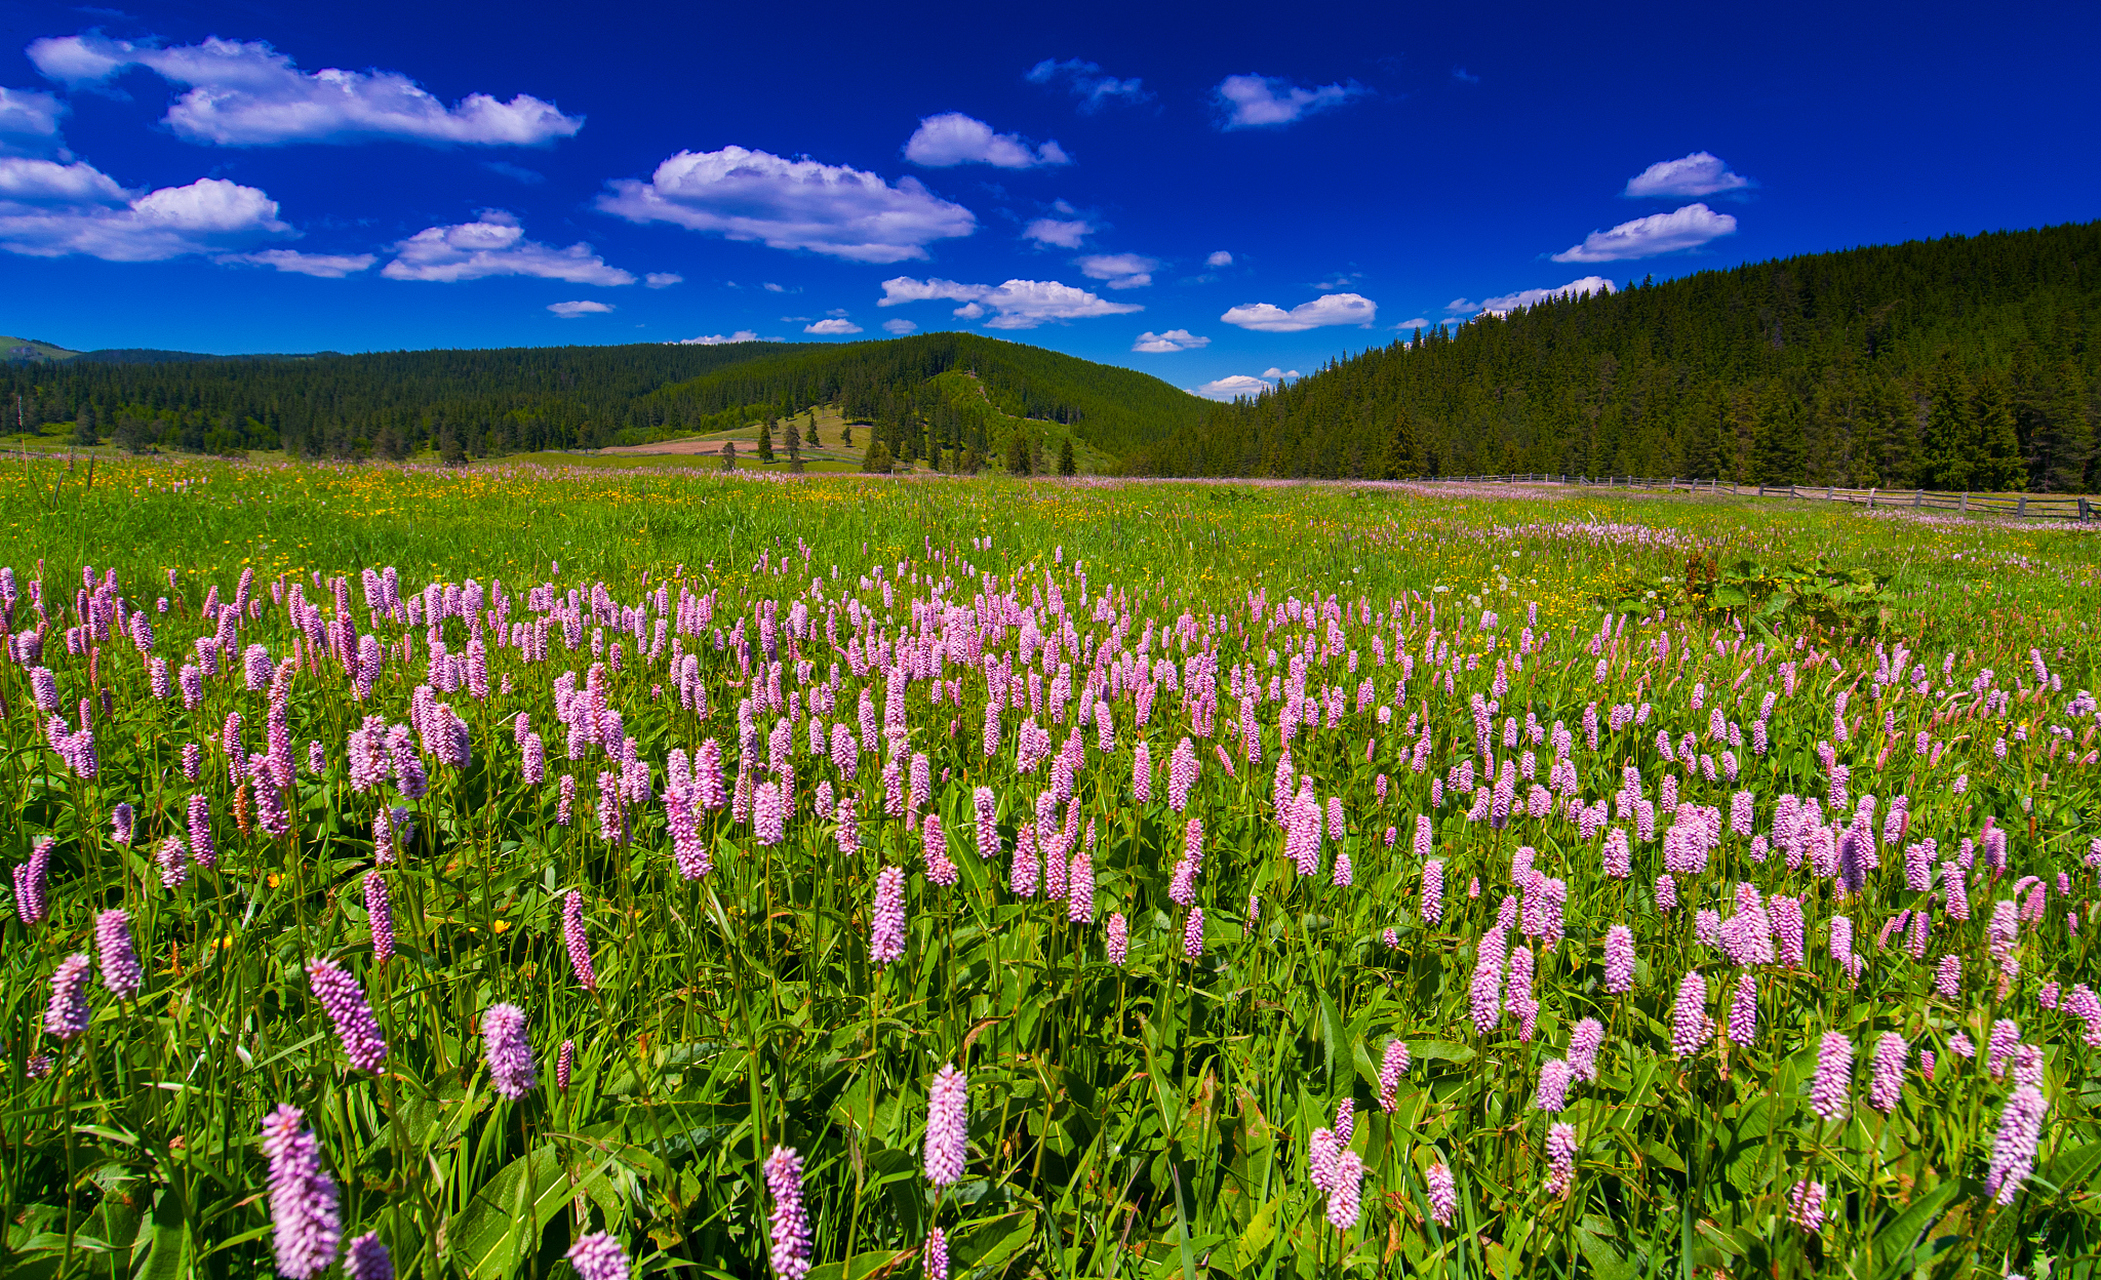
[1868,488,1876,508]
[1961,492,1969,513]
[2017,493,2027,517]
[1914,490,1922,507]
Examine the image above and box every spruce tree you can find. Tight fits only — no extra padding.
[757,417,775,462]
[1921,363,1974,490]
[720,440,737,471]
[1058,437,1077,475]
[2043,361,2093,492]
[1749,388,1805,485]
[1970,374,2023,491]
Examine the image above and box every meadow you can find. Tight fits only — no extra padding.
[3,453,2099,1279]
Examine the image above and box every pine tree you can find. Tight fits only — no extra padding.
[805,410,820,446]
[861,439,893,474]
[1681,385,1724,481]
[2042,361,2094,492]
[1920,363,1974,490]
[1057,437,1077,476]
[1749,387,1804,485]
[1970,373,2023,491]
[720,440,737,471]
[757,417,775,462]
[1006,432,1029,475]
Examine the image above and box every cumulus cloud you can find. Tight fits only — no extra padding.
[878,275,1141,329]
[1206,250,1233,268]
[1132,329,1209,353]
[223,248,375,277]
[1025,58,1149,111]
[1623,151,1754,199]
[677,330,759,345]
[644,272,682,288]
[0,156,128,204]
[1454,276,1617,317]
[1261,367,1301,379]
[1552,202,1736,263]
[548,300,613,317]
[1390,318,1430,332]
[1212,74,1366,129]
[1190,374,1276,401]
[381,211,635,284]
[904,112,1068,168]
[805,318,863,335]
[1220,292,1375,332]
[27,34,582,147]
[1024,216,1092,248]
[1075,252,1158,289]
[0,87,65,151]
[882,318,918,335]
[598,145,975,263]
[0,160,294,262]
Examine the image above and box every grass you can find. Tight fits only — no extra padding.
[0,454,2097,1279]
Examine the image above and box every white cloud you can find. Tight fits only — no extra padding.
[1025,59,1149,111]
[878,275,1141,329]
[1075,252,1159,289]
[0,164,294,262]
[549,300,613,317]
[805,318,862,335]
[222,248,375,277]
[1024,216,1092,248]
[1456,276,1617,317]
[1191,374,1275,401]
[1623,151,1753,199]
[598,145,975,264]
[882,318,918,335]
[381,211,635,284]
[0,87,65,148]
[644,271,683,288]
[1261,367,1301,379]
[1390,318,1430,332]
[0,156,128,204]
[1212,74,1366,129]
[1206,250,1233,268]
[1133,329,1209,353]
[1220,292,1375,332]
[1552,203,1736,263]
[904,112,1068,168]
[677,330,759,345]
[27,34,582,147]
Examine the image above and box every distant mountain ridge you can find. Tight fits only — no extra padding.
[2,335,323,364]
[0,332,1206,465]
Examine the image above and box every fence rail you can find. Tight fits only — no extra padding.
[1416,474,2098,521]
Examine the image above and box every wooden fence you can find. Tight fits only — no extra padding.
[1417,474,2097,521]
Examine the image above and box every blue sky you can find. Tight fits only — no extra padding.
[2,0,2095,399]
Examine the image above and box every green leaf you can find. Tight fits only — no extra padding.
[1873,1181,1960,1279]
[805,1249,914,1280]
[2037,1140,2101,1199]
[1410,1041,1476,1065]
[1571,1224,1636,1280]
[448,1142,625,1279]
[1316,989,1342,1080]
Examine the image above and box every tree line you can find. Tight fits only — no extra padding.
[1130,220,2100,491]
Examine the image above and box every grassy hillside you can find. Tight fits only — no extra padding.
[642,332,1207,467]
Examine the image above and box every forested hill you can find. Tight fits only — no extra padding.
[2,332,1207,462]
[1130,220,2101,492]
[641,332,1210,460]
